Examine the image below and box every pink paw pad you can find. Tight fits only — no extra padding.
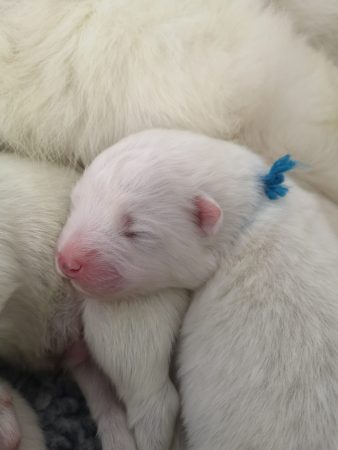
[0,387,21,450]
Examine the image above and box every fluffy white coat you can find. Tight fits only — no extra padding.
[0,154,78,370]
[267,0,338,63]
[0,0,338,204]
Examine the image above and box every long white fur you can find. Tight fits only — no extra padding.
[0,153,136,450]
[0,0,338,204]
[75,129,338,450]
[267,0,338,63]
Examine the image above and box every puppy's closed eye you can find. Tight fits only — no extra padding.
[123,230,139,239]
[121,214,137,239]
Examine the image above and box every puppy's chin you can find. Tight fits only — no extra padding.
[70,279,123,301]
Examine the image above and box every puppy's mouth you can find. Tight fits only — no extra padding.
[69,272,123,300]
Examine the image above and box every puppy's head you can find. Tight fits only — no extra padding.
[56,129,258,300]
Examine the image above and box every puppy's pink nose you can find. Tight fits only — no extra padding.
[57,252,83,279]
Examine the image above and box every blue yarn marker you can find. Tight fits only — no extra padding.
[261,154,297,200]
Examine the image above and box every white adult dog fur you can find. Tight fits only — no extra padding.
[0,152,189,450]
[0,154,138,450]
[69,129,338,450]
[267,0,338,63]
[0,0,338,204]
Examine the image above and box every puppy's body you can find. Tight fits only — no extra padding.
[0,0,338,203]
[83,291,188,450]
[73,129,338,450]
[180,183,338,450]
[0,154,80,450]
[0,153,79,369]
[0,154,137,450]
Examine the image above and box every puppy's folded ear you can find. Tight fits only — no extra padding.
[194,193,223,236]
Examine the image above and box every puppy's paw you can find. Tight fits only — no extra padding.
[129,381,179,450]
[99,411,137,450]
[0,386,21,450]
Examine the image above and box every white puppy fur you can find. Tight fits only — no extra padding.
[0,150,189,450]
[57,155,190,449]
[69,129,338,450]
[0,0,338,204]
[82,292,187,450]
[0,153,136,450]
[0,154,78,370]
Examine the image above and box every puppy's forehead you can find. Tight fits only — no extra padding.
[81,139,190,210]
[93,152,170,194]
[85,147,138,180]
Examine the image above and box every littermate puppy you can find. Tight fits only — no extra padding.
[0,153,136,450]
[59,129,338,450]
[0,154,78,371]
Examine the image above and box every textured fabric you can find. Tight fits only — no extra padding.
[261,154,297,200]
[0,360,100,450]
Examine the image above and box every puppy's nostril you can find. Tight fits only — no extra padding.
[57,253,83,278]
[62,261,82,273]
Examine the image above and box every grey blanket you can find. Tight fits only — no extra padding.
[0,360,100,450]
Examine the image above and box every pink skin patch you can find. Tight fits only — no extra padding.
[0,387,21,450]
[56,242,123,298]
[194,194,221,235]
[63,340,90,369]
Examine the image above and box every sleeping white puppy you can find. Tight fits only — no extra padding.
[60,128,338,450]
[0,153,136,450]
[57,177,189,448]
